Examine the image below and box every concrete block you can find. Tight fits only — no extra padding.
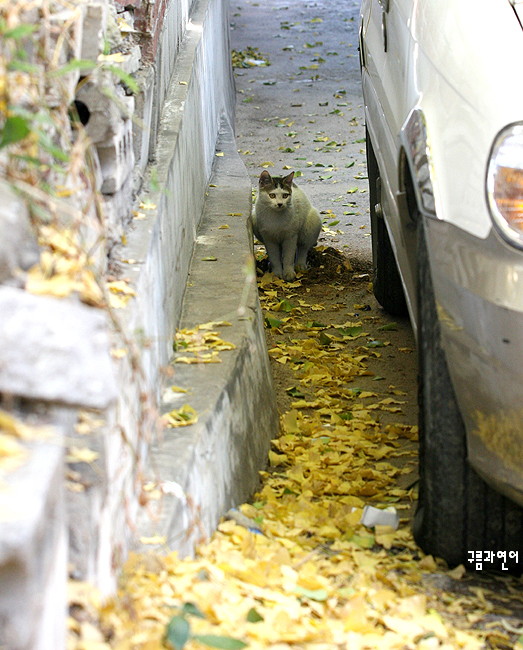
[66,412,107,582]
[79,2,107,62]
[132,64,155,178]
[0,287,117,409]
[0,181,39,284]
[118,44,142,75]
[76,80,129,144]
[45,7,84,106]
[102,172,134,249]
[97,116,135,194]
[0,406,73,650]
[104,3,125,52]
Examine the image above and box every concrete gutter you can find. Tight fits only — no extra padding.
[136,118,278,556]
[66,0,278,582]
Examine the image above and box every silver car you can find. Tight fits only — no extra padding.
[360,0,523,569]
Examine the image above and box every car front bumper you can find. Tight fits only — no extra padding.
[426,218,523,506]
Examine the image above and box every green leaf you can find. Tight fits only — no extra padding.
[336,325,363,337]
[105,64,139,94]
[276,298,294,312]
[192,634,248,649]
[7,60,39,73]
[246,607,264,623]
[38,132,69,161]
[2,24,38,39]
[306,320,326,329]
[166,615,191,650]
[377,322,398,331]
[293,586,329,601]
[350,533,375,549]
[182,602,205,618]
[49,59,95,76]
[366,340,385,348]
[319,331,334,346]
[0,116,31,148]
[265,316,283,329]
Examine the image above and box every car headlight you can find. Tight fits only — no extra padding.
[487,123,523,248]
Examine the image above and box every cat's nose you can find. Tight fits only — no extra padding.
[277,203,283,208]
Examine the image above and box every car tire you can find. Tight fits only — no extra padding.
[366,130,408,316]
[414,214,523,571]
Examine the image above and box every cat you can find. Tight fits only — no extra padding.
[253,170,322,281]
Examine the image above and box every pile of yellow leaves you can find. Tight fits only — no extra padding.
[69,273,514,650]
[25,226,104,306]
[161,322,237,427]
[24,225,138,310]
[174,322,236,365]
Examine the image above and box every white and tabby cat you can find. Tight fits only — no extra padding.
[253,170,322,281]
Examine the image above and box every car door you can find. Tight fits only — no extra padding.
[360,0,416,310]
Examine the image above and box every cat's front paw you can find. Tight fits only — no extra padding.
[283,268,296,282]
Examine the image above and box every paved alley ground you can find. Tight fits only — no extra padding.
[230,0,370,263]
[68,2,523,647]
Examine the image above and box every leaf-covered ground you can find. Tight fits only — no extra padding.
[69,249,523,650]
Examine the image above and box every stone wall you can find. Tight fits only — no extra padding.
[0,0,278,648]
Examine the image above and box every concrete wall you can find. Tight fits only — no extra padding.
[0,0,277,647]
[69,0,240,591]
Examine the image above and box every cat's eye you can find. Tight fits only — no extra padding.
[283,193,289,198]
[269,193,276,198]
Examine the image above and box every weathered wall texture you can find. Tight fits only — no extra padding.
[0,0,277,648]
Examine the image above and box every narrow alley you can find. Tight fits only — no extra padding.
[69,1,523,648]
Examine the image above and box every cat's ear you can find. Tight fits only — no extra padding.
[283,171,295,187]
[259,170,273,187]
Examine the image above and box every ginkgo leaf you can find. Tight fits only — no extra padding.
[193,635,247,649]
[71,244,493,650]
[166,615,190,650]
[162,405,198,428]
[0,433,25,460]
[66,446,100,464]
[293,586,329,601]
[246,607,264,623]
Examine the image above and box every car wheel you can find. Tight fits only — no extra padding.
[366,130,408,316]
[414,214,523,571]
